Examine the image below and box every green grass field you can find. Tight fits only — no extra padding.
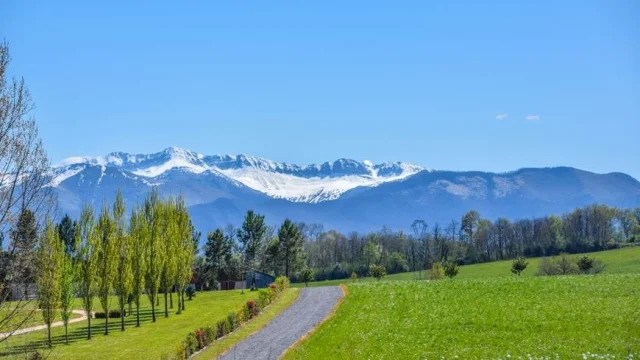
[0,289,295,359]
[0,305,83,333]
[285,274,640,359]
[294,246,640,287]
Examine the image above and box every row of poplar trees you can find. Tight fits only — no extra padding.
[36,189,195,346]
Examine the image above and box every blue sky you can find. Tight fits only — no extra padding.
[2,1,638,178]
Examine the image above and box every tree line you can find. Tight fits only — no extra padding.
[26,190,195,346]
[191,204,640,286]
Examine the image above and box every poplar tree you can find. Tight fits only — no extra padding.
[36,219,63,347]
[77,205,98,340]
[129,207,148,327]
[59,251,76,344]
[144,189,164,323]
[174,197,194,313]
[96,203,117,335]
[159,198,177,318]
[113,192,133,331]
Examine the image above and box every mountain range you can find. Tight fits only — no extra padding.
[47,147,640,234]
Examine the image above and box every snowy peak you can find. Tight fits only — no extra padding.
[53,148,424,202]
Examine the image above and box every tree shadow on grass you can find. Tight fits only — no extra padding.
[0,308,170,356]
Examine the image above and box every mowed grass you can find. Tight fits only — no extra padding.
[285,274,640,359]
[293,246,640,287]
[0,307,83,332]
[0,289,294,359]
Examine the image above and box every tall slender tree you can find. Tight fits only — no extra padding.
[113,192,133,331]
[175,197,194,313]
[96,203,117,335]
[144,189,164,323]
[76,205,98,340]
[237,210,266,291]
[160,198,178,318]
[36,219,63,347]
[129,207,148,327]
[59,248,76,344]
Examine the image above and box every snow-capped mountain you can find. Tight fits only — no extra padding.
[47,147,640,235]
[52,147,423,203]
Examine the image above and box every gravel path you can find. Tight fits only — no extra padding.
[0,309,87,340]
[217,286,343,360]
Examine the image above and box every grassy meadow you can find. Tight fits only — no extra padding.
[285,274,640,359]
[293,246,640,287]
[0,288,297,359]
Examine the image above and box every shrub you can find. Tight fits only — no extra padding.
[577,255,594,273]
[185,284,196,300]
[537,257,559,276]
[94,310,126,319]
[369,264,387,281]
[587,259,606,274]
[258,289,270,309]
[216,319,230,338]
[275,276,290,291]
[443,261,459,279]
[350,272,359,282]
[27,353,43,360]
[227,312,237,332]
[557,253,577,275]
[175,343,186,360]
[235,307,246,324]
[194,328,206,350]
[204,326,216,345]
[184,332,198,357]
[510,257,528,276]
[299,267,314,287]
[429,262,445,280]
[246,300,260,318]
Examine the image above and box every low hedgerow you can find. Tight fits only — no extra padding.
[94,310,126,319]
[174,276,290,359]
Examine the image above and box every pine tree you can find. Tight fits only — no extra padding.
[96,203,117,335]
[277,219,305,278]
[237,210,266,290]
[57,214,77,257]
[204,228,231,287]
[36,219,64,347]
[76,205,98,340]
[113,192,133,331]
[11,209,39,297]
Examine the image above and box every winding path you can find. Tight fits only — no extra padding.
[217,286,343,360]
[0,309,88,340]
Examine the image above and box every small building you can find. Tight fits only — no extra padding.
[219,269,275,291]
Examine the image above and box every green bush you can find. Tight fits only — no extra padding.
[258,289,270,309]
[227,312,237,332]
[275,276,290,291]
[204,326,216,345]
[216,319,230,338]
[94,310,125,319]
[184,332,197,357]
[185,284,196,300]
[443,261,459,279]
[510,257,528,276]
[175,343,186,360]
[369,264,387,280]
[430,262,445,280]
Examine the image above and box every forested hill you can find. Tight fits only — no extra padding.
[48,148,640,233]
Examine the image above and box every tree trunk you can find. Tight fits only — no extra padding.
[177,287,182,315]
[87,315,92,339]
[136,298,141,327]
[120,295,125,331]
[170,286,173,309]
[65,323,68,344]
[48,326,52,347]
[181,290,186,311]
[104,313,109,335]
[151,293,156,322]
[164,291,169,318]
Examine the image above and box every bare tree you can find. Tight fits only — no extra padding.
[0,40,54,342]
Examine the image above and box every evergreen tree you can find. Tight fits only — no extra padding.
[113,192,133,331]
[76,205,98,340]
[204,228,231,287]
[36,219,64,347]
[277,219,305,278]
[57,214,77,256]
[96,203,117,335]
[237,210,267,270]
[11,209,39,296]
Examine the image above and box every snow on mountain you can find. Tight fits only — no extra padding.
[53,147,424,202]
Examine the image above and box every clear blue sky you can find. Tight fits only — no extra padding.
[2,1,638,178]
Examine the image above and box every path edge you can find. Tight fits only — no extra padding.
[278,284,348,360]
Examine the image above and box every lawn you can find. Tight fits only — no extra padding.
[0,289,296,359]
[0,306,83,333]
[293,246,640,287]
[285,274,640,359]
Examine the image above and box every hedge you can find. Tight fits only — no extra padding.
[172,276,290,359]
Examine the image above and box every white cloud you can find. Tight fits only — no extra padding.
[525,115,540,121]
[496,113,508,120]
